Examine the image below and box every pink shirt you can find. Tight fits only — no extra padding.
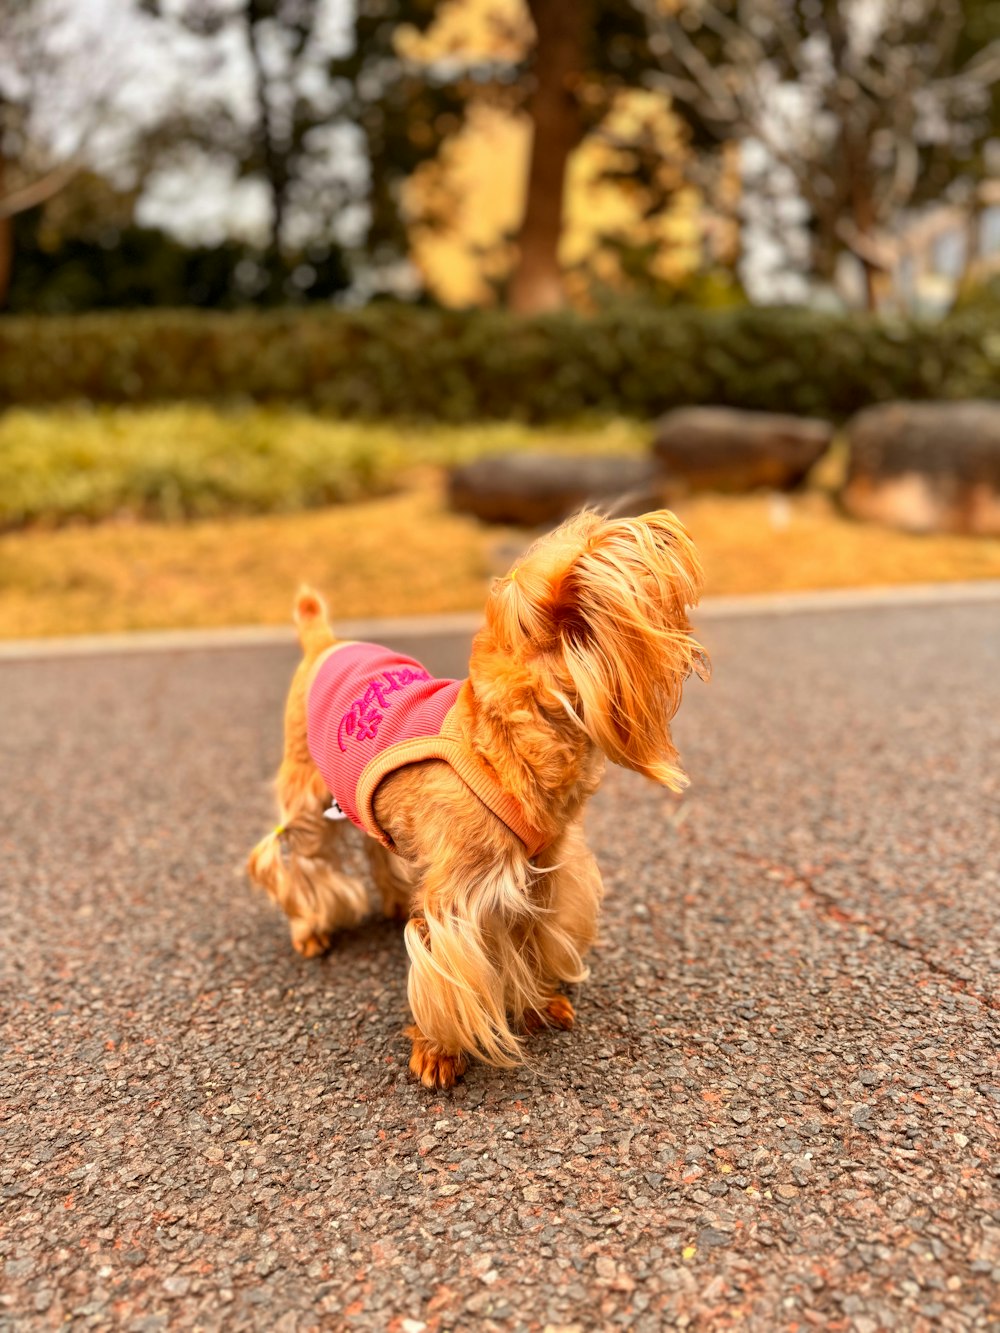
[306,642,546,856]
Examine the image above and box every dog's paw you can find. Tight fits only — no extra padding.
[523,994,576,1034]
[290,922,331,958]
[405,1027,468,1090]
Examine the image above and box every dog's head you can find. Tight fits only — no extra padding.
[470,509,710,791]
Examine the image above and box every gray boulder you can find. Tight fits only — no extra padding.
[842,400,1000,535]
[448,453,663,527]
[652,407,833,493]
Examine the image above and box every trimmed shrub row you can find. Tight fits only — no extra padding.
[1,304,999,422]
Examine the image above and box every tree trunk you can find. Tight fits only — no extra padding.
[850,171,881,312]
[956,194,984,299]
[507,0,586,315]
[245,0,289,302]
[714,140,743,273]
[833,108,883,311]
[0,155,12,310]
[824,2,882,312]
[0,216,11,310]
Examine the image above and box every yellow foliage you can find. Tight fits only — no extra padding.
[4,484,1000,641]
[401,0,700,306]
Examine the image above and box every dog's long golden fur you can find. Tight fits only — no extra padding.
[247,509,708,1088]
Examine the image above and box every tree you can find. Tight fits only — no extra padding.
[3,167,351,313]
[506,1,588,312]
[0,0,179,308]
[3,0,465,307]
[398,0,695,313]
[634,0,1000,308]
[139,0,482,300]
[0,0,89,306]
[500,0,689,312]
[138,0,357,301]
[328,0,486,290]
[406,0,999,311]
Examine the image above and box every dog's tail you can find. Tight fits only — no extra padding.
[293,585,335,657]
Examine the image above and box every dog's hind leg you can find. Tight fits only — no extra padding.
[248,798,369,957]
[247,587,368,955]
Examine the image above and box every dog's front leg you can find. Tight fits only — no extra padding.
[366,840,416,922]
[402,908,481,1090]
[404,1018,469,1090]
[519,817,603,1035]
[401,843,533,1088]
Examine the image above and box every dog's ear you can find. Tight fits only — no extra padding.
[545,510,709,789]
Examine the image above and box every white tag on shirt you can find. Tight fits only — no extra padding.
[323,800,349,822]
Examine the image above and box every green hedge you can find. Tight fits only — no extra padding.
[1,304,998,422]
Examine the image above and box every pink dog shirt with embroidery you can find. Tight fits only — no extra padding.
[306,642,546,856]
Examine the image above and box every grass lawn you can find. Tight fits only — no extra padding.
[2,408,999,640]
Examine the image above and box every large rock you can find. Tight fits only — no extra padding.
[652,407,833,493]
[842,400,1000,535]
[448,453,663,527]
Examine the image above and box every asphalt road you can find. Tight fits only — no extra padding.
[1,600,998,1331]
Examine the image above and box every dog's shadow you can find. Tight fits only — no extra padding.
[280,907,409,979]
[254,910,607,1100]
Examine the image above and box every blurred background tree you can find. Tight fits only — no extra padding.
[636,0,1000,309]
[0,0,98,307]
[398,0,712,311]
[134,0,362,304]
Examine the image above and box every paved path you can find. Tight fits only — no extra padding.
[1,601,998,1331]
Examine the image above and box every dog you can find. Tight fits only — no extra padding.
[247,508,708,1089]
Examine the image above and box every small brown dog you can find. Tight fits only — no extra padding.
[247,508,708,1088]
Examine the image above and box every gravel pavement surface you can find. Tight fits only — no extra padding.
[1,601,998,1331]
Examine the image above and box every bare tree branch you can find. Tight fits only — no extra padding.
[0,159,81,218]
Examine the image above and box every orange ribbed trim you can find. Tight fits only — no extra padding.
[354,698,547,858]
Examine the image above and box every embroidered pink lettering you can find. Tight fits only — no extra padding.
[337,668,431,751]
